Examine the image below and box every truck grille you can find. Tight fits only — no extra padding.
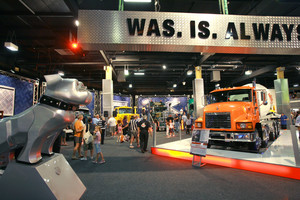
[205,112,231,129]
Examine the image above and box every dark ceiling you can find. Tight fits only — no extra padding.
[0,0,300,95]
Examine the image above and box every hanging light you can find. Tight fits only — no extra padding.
[245,70,252,75]
[124,65,129,75]
[75,20,80,26]
[58,71,64,76]
[124,0,151,2]
[5,42,18,51]
[187,70,193,75]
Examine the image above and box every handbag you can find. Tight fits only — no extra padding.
[83,124,93,144]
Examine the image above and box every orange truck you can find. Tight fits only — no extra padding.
[194,84,280,151]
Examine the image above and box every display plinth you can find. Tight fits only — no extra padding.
[0,153,86,200]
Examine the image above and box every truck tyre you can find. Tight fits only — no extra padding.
[248,130,261,152]
[270,122,276,141]
[261,129,269,148]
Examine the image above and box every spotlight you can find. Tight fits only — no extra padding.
[245,70,252,75]
[134,72,145,75]
[71,42,78,49]
[129,84,132,88]
[163,65,166,70]
[187,70,193,75]
[124,0,151,2]
[125,69,129,75]
[75,20,80,26]
[58,71,64,76]
[293,84,299,87]
[173,84,177,88]
[5,42,18,51]
[182,81,186,85]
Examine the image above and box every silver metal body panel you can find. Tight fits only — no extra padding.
[209,131,255,142]
[0,74,92,164]
[78,10,300,55]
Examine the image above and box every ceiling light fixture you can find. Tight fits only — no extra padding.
[5,42,18,51]
[124,65,129,75]
[182,81,186,85]
[124,0,151,2]
[129,84,132,88]
[187,70,193,75]
[293,84,299,87]
[75,20,80,26]
[163,65,166,69]
[10,69,15,74]
[245,70,252,75]
[58,71,64,76]
[173,84,177,88]
[71,42,78,49]
[134,72,145,75]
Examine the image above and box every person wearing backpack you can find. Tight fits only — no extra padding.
[81,118,95,161]
[129,115,139,148]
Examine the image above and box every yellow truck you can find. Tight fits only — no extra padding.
[113,106,139,122]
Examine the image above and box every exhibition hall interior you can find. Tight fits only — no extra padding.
[0,0,300,199]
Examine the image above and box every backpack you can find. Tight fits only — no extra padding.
[83,124,93,144]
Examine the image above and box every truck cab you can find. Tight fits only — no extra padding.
[113,106,139,122]
[194,85,280,151]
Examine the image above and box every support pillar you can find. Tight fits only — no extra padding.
[193,66,205,119]
[274,67,291,129]
[102,65,114,117]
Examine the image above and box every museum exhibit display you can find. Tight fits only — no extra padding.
[1,1,300,199]
[0,75,92,199]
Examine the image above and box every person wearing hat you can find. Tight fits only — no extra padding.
[137,115,152,153]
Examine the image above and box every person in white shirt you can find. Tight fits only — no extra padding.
[107,116,117,137]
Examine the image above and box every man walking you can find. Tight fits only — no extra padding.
[137,115,152,153]
[107,115,117,137]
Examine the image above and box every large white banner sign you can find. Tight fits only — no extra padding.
[78,10,300,55]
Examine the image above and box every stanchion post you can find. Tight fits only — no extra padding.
[153,123,156,147]
[179,126,182,140]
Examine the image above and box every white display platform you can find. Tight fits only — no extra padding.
[157,130,300,167]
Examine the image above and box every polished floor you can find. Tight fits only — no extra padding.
[59,132,300,200]
[157,130,300,167]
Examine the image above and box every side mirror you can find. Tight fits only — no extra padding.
[262,91,268,105]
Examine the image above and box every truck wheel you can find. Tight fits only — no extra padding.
[269,123,276,141]
[261,129,269,148]
[248,130,261,151]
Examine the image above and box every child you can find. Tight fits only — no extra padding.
[169,119,175,137]
[116,120,123,142]
[93,126,105,164]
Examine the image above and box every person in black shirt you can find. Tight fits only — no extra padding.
[137,115,152,153]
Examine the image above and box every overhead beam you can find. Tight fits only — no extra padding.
[230,65,277,85]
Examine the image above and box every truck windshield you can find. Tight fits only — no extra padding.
[118,108,132,114]
[210,89,252,104]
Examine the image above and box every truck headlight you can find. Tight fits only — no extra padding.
[236,122,253,130]
[195,122,202,128]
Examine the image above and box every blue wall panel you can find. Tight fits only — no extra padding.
[0,74,33,115]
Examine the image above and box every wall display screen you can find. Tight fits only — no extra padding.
[0,85,15,116]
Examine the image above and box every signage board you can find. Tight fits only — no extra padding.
[78,10,300,55]
[190,129,210,156]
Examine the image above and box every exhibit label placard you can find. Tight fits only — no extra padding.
[78,10,300,55]
[190,129,209,157]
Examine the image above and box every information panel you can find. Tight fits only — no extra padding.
[190,129,210,157]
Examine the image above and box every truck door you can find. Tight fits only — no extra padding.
[253,90,260,121]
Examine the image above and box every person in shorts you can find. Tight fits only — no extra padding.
[81,118,95,161]
[93,126,105,164]
[129,115,139,148]
[107,115,117,137]
[72,115,84,159]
